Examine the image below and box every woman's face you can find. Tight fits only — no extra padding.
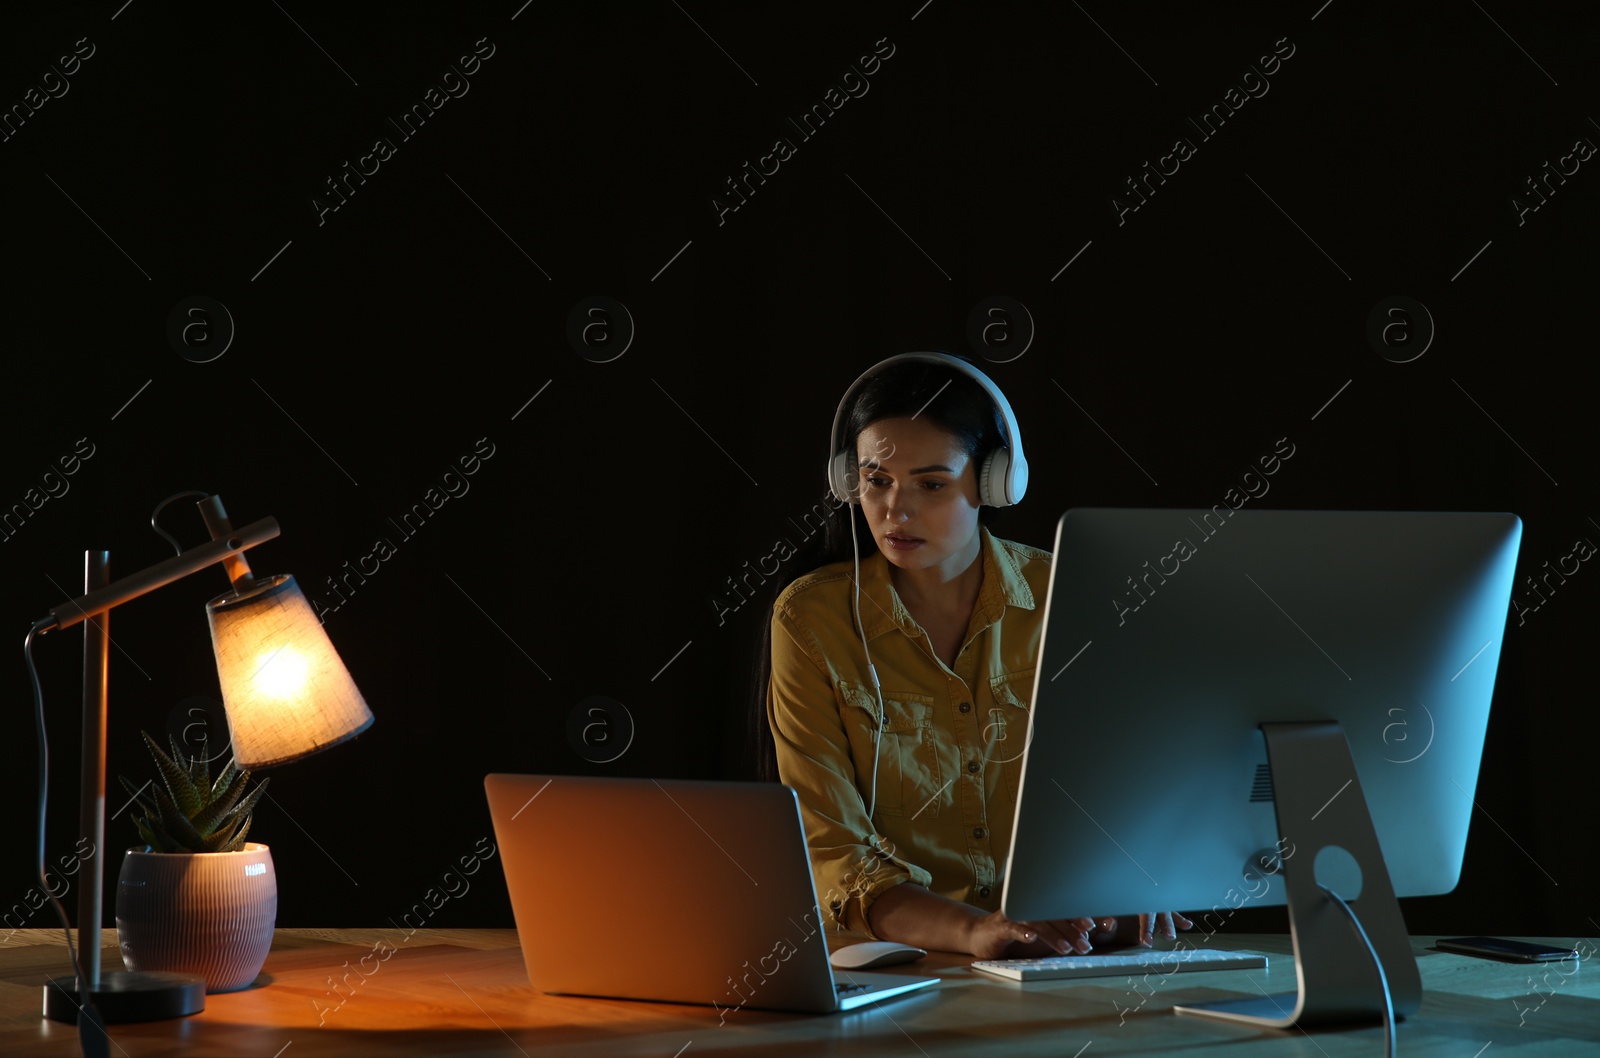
[854,416,983,573]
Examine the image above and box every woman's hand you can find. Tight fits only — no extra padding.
[964,910,1194,958]
[964,912,1121,959]
[1132,911,1195,946]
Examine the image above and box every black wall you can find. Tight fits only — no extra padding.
[3,2,1594,942]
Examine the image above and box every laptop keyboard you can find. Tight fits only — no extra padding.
[835,982,872,996]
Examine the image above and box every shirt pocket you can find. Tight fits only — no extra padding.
[987,669,1036,805]
[839,682,940,818]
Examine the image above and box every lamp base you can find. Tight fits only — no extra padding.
[42,970,207,1023]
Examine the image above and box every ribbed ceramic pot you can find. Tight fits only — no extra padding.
[115,841,277,993]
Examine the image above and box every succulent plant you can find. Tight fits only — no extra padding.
[118,730,269,853]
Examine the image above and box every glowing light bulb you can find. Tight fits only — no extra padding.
[253,645,309,698]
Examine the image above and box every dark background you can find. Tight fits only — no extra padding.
[3,1,1595,944]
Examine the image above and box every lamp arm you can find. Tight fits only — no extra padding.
[36,517,281,633]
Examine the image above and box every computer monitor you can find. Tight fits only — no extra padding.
[1002,508,1523,1029]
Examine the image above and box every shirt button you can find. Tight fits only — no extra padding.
[958,702,971,713]
[974,826,987,840]
[978,885,991,898]
[967,760,979,773]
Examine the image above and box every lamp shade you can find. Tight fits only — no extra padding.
[207,574,373,769]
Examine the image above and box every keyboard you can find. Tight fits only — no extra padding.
[971,947,1267,981]
[835,982,872,996]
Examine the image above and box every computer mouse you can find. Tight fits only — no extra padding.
[829,940,928,970]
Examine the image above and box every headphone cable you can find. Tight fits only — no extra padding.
[849,503,885,845]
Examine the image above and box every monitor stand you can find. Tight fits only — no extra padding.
[1174,721,1423,1028]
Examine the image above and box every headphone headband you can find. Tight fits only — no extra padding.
[826,352,1028,507]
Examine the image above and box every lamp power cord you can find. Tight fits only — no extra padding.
[27,616,110,1058]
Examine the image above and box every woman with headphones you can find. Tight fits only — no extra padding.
[755,352,1192,959]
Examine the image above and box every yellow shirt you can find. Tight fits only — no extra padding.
[766,524,1052,938]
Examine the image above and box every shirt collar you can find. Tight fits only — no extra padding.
[855,524,1036,642]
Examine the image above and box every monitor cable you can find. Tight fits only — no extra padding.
[1319,883,1396,1058]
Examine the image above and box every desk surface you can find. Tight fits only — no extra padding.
[2,928,1596,1056]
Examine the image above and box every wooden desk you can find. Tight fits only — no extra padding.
[3,928,1596,1056]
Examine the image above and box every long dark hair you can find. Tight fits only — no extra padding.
[745,353,1011,782]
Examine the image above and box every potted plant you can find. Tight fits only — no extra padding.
[115,731,276,993]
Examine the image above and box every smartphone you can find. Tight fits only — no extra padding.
[1436,937,1578,963]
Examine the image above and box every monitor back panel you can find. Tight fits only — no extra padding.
[1004,508,1521,921]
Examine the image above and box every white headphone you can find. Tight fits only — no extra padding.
[825,352,1027,847]
[827,352,1029,508]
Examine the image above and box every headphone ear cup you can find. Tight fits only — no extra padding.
[1008,446,1027,505]
[829,450,858,505]
[981,447,1011,507]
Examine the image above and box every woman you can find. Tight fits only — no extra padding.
[752,352,1192,959]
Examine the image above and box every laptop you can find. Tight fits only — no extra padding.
[483,773,940,1017]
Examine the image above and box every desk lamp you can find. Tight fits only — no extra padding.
[26,493,373,1036]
